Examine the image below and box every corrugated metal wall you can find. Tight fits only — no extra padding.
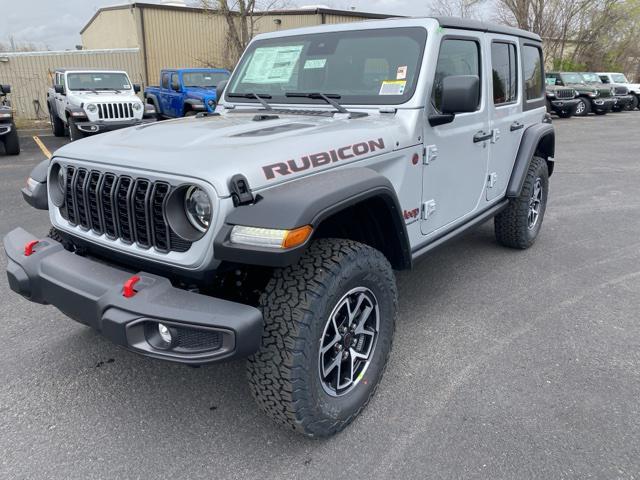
[0,49,144,120]
[81,8,140,49]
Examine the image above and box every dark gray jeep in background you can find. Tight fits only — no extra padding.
[6,17,555,437]
[0,84,20,155]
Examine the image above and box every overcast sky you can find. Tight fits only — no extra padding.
[0,0,441,51]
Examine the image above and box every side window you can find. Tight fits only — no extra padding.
[432,38,480,112]
[522,45,543,100]
[59,74,66,88]
[491,42,518,105]
[599,75,610,84]
[171,73,180,90]
[161,73,169,90]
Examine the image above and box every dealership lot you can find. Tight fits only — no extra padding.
[1,115,639,479]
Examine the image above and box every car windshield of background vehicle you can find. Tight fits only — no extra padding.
[183,72,230,88]
[227,27,427,106]
[560,73,586,84]
[67,73,132,91]
[582,73,602,83]
[612,73,629,83]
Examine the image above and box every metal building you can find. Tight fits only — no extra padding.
[80,2,393,85]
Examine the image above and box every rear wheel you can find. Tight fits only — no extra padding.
[2,123,20,155]
[632,95,640,110]
[247,238,397,437]
[574,97,590,116]
[494,156,549,249]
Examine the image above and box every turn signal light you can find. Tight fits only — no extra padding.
[282,225,313,249]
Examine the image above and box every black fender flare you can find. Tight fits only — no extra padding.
[507,123,555,198]
[21,159,50,210]
[64,106,86,121]
[184,98,206,112]
[214,168,411,269]
[145,92,160,108]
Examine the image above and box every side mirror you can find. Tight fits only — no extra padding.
[0,84,10,95]
[216,79,228,99]
[429,75,479,127]
[54,84,65,95]
[133,83,141,93]
[441,75,480,114]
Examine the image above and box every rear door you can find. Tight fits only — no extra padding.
[421,33,490,235]
[486,36,523,201]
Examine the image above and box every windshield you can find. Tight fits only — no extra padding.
[612,73,629,83]
[560,73,585,84]
[226,27,427,106]
[67,72,131,91]
[183,71,229,88]
[581,73,602,83]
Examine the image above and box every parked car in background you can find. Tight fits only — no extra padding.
[580,72,632,112]
[546,72,614,116]
[598,72,640,110]
[47,69,156,141]
[0,83,20,155]
[144,68,230,118]
[545,81,580,118]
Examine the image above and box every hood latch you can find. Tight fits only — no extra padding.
[229,174,254,207]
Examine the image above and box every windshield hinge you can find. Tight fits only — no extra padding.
[229,174,254,207]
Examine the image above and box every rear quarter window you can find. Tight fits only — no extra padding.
[523,45,544,100]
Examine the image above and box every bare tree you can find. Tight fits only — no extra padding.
[199,0,288,68]
[429,0,486,18]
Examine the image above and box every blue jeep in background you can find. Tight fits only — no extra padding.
[144,68,230,118]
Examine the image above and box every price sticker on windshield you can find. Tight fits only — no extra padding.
[379,80,406,96]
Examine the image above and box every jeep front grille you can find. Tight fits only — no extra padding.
[614,86,629,96]
[60,166,191,253]
[97,102,135,120]
[555,89,575,99]
[597,88,612,98]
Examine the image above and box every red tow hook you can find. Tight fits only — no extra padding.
[24,240,39,257]
[123,275,141,298]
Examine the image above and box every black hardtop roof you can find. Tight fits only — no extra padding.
[435,17,541,42]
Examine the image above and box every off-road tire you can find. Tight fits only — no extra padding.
[3,123,20,155]
[68,118,84,142]
[494,156,549,249]
[595,109,608,115]
[247,238,397,437]
[632,95,640,111]
[50,110,65,137]
[575,97,590,116]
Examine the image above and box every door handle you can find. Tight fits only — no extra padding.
[473,131,492,143]
[510,121,524,132]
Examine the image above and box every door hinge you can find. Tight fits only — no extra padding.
[487,172,498,189]
[424,145,438,165]
[491,129,501,144]
[421,200,437,220]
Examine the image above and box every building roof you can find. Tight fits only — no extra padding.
[80,2,394,34]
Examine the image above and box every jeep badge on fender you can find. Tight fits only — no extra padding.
[8,17,554,437]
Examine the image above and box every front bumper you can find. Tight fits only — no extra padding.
[4,227,263,365]
[613,94,633,109]
[549,98,580,115]
[591,97,615,113]
[75,117,156,134]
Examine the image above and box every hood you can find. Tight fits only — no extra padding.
[53,110,417,197]
[69,91,142,105]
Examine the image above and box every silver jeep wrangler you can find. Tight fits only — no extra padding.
[7,17,554,437]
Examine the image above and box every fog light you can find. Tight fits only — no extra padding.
[158,323,173,344]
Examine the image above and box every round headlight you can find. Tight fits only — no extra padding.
[48,162,66,207]
[184,186,212,232]
[86,103,97,113]
[132,102,143,111]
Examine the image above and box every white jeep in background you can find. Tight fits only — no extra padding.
[47,69,156,141]
[598,72,640,110]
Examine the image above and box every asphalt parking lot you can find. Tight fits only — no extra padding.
[1,115,639,480]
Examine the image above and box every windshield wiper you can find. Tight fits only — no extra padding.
[73,87,100,94]
[227,92,273,111]
[285,92,349,114]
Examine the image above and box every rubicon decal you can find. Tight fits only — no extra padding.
[262,138,386,180]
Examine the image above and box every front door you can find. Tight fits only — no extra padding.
[55,73,67,120]
[486,36,523,201]
[421,34,490,235]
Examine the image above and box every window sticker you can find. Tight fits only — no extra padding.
[304,58,327,69]
[379,80,406,95]
[123,84,131,89]
[242,45,304,84]
[396,66,408,80]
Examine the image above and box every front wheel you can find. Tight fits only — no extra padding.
[247,239,397,437]
[50,110,65,137]
[494,156,549,249]
[575,97,590,116]
[2,123,20,155]
[632,95,640,111]
[558,111,573,119]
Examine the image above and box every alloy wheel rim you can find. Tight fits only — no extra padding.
[528,177,543,230]
[318,287,380,397]
[576,100,585,114]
